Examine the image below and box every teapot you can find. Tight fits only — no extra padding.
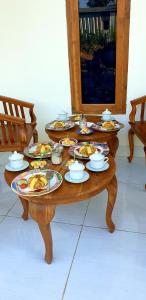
[9,151,24,169]
[102,109,112,121]
[69,160,85,180]
[89,151,109,169]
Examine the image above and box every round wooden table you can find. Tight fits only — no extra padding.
[45,116,123,157]
[4,151,117,264]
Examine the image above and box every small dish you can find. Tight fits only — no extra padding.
[77,128,93,135]
[59,138,78,147]
[86,162,109,172]
[5,161,29,172]
[29,160,50,169]
[64,171,89,183]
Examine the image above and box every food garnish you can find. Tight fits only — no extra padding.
[17,179,28,189]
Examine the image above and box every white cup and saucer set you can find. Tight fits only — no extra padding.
[86,150,109,172]
[5,151,29,172]
[65,160,89,183]
[57,111,68,121]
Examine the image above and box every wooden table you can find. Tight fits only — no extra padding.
[45,116,123,157]
[4,151,117,264]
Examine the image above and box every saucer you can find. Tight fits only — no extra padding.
[64,171,89,183]
[5,161,29,172]
[86,162,109,172]
[77,129,93,135]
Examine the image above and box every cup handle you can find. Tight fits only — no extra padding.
[104,157,109,163]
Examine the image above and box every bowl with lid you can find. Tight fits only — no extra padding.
[102,109,112,121]
[9,151,24,169]
[69,160,85,180]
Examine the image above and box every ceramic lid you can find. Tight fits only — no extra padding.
[89,151,104,161]
[9,151,24,161]
[102,109,111,115]
[58,111,68,116]
[69,160,85,171]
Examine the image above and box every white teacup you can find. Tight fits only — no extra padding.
[58,112,68,121]
[102,109,112,121]
[69,161,85,180]
[89,152,109,169]
[9,151,24,169]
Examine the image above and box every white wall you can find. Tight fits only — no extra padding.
[0,0,146,155]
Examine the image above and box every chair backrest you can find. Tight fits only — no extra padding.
[129,95,146,123]
[0,95,36,124]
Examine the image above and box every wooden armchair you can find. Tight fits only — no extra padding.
[128,96,146,190]
[0,95,38,152]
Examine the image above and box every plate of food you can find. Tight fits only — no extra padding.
[77,127,93,135]
[59,137,78,147]
[29,160,50,169]
[11,169,63,197]
[92,121,121,132]
[46,120,75,131]
[24,142,56,158]
[70,114,82,121]
[69,142,109,159]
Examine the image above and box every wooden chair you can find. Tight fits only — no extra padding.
[0,95,38,152]
[128,95,146,188]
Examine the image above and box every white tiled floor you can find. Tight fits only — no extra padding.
[0,154,146,300]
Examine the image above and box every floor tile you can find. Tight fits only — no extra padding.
[0,216,5,223]
[8,199,24,218]
[0,190,17,216]
[84,182,146,233]
[9,199,89,226]
[116,157,146,185]
[54,201,89,225]
[0,217,81,300]
[63,227,146,300]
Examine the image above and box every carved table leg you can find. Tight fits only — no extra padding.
[19,197,29,221]
[106,175,117,233]
[29,202,55,264]
[108,135,119,157]
[128,128,134,162]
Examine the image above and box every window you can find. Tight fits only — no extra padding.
[66,0,131,114]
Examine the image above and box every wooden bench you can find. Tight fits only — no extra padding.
[0,95,38,152]
[128,95,146,188]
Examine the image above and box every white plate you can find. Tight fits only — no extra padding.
[64,171,89,183]
[86,162,109,172]
[5,161,29,172]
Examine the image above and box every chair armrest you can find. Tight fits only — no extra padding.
[129,95,146,123]
[0,95,34,109]
[0,113,25,124]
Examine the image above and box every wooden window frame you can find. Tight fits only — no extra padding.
[66,0,131,114]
